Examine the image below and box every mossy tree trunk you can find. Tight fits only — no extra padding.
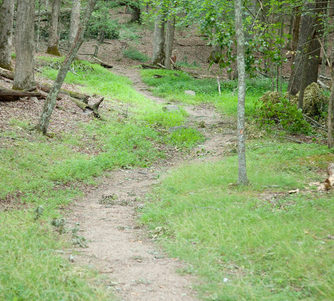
[69,0,81,49]
[37,0,97,135]
[46,0,61,56]
[234,0,248,185]
[0,0,14,70]
[13,0,35,91]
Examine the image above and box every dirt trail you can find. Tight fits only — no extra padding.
[68,66,236,301]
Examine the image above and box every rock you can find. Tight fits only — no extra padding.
[163,104,180,112]
[185,90,196,96]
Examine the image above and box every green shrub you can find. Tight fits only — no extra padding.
[255,94,312,134]
[86,3,120,40]
[123,47,148,62]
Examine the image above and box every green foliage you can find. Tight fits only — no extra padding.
[123,47,148,62]
[141,140,334,300]
[255,93,312,134]
[87,2,120,40]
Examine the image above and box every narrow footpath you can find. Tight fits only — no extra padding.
[68,66,236,301]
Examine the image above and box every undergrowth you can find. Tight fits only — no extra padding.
[141,141,334,300]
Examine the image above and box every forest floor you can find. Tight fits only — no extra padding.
[67,65,235,300]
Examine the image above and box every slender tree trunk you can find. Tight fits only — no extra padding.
[328,44,334,148]
[164,16,175,69]
[234,0,248,185]
[37,0,97,134]
[69,0,81,49]
[13,0,35,90]
[152,13,165,65]
[0,0,14,70]
[46,0,61,56]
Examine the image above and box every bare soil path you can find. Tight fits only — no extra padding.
[68,66,236,301]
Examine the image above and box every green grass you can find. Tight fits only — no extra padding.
[0,211,110,300]
[141,69,284,117]
[0,57,205,300]
[123,47,149,62]
[141,141,334,300]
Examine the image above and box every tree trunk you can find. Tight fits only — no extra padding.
[152,13,165,65]
[164,17,175,69]
[0,0,14,70]
[289,1,327,96]
[129,2,141,23]
[37,0,97,135]
[46,0,61,56]
[13,0,35,91]
[234,0,248,185]
[69,0,81,49]
[328,43,334,148]
[290,9,301,52]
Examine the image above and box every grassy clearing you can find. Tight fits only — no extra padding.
[141,69,276,116]
[141,141,334,300]
[1,57,204,300]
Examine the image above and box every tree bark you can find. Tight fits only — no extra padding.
[0,0,14,70]
[152,13,165,65]
[164,17,175,69]
[234,0,248,185]
[69,0,81,49]
[328,43,334,148]
[37,0,97,134]
[13,0,35,91]
[46,0,61,56]
[289,1,328,96]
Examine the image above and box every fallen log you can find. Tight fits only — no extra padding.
[69,96,104,118]
[0,87,42,101]
[0,67,89,100]
[37,82,88,100]
[91,56,113,69]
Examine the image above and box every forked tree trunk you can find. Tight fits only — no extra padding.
[0,0,14,70]
[152,13,165,65]
[164,17,175,69]
[69,0,81,48]
[37,0,97,134]
[234,0,248,185]
[13,0,35,91]
[46,0,61,56]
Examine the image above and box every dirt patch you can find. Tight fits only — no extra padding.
[67,65,236,300]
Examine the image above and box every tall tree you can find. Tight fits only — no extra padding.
[37,0,98,134]
[328,42,334,148]
[288,0,328,97]
[0,0,14,70]
[234,0,248,185]
[152,12,165,65]
[13,0,35,90]
[69,0,81,48]
[164,16,175,69]
[47,0,61,56]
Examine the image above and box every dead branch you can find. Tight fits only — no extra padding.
[0,87,42,101]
